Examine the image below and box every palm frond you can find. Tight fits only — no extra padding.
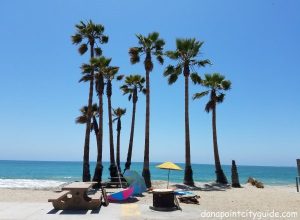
[202,73,231,105]
[217,93,225,103]
[211,73,224,83]
[78,43,88,55]
[112,118,118,123]
[129,47,141,64]
[190,40,202,57]
[91,103,99,114]
[156,55,164,65]
[155,39,165,51]
[116,75,124,81]
[197,59,211,67]
[94,47,102,56]
[221,80,231,90]
[168,73,178,85]
[94,23,104,33]
[192,91,209,100]
[176,38,184,52]
[136,34,144,46]
[75,115,87,124]
[79,74,92,83]
[113,107,126,117]
[149,32,159,42]
[165,50,179,60]
[81,63,93,74]
[101,35,109,43]
[71,34,82,44]
[163,65,174,76]
[120,74,145,101]
[190,72,202,84]
[72,20,108,56]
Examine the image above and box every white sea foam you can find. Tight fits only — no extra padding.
[0,179,67,189]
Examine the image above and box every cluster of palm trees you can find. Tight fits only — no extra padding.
[72,20,231,187]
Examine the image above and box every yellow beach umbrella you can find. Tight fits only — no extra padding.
[156,162,183,188]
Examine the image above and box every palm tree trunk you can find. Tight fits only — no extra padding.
[142,69,151,188]
[107,80,118,179]
[184,73,194,186]
[124,99,137,171]
[82,44,94,182]
[116,119,121,172]
[212,105,228,184]
[92,94,103,185]
[92,116,99,135]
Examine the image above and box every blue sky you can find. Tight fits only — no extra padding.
[0,0,299,166]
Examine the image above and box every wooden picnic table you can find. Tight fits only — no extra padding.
[48,182,104,210]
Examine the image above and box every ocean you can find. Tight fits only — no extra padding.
[0,160,297,189]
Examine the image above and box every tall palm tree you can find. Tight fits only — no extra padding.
[101,58,122,178]
[120,75,146,172]
[72,20,108,181]
[112,108,126,172]
[164,38,210,186]
[129,32,165,188]
[83,57,111,184]
[193,73,231,184]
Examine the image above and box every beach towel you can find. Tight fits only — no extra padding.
[174,190,193,195]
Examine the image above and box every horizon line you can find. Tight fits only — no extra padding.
[0,159,296,168]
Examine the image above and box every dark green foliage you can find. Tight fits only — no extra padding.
[78,44,88,55]
[129,32,165,70]
[75,104,99,129]
[112,108,126,123]
[194,73,231,112]
[72,20,108,56]
[164,38,210,84]
[94,47,102,56]
[190,73,202,84]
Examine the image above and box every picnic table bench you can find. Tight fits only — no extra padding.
[48,182,108,210]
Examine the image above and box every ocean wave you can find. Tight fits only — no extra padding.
[0,179,67,189]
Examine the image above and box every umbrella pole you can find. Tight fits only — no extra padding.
[167,169,170,189]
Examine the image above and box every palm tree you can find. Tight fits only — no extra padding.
[72,20,108,181]
[193,73,231,184]
[164,38,210,186]
[87,57,111,184]
[129,32,165,188]
[120,75,145,172]
[101,58,122,179]
[113,108,126,172]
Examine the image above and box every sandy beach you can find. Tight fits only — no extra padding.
[0,181,299,220]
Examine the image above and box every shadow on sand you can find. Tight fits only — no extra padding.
[172,184,202,191]
[200,183,231,191]
[47,206,102,215]
[108,197,139,204]
[172,182,231,192]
